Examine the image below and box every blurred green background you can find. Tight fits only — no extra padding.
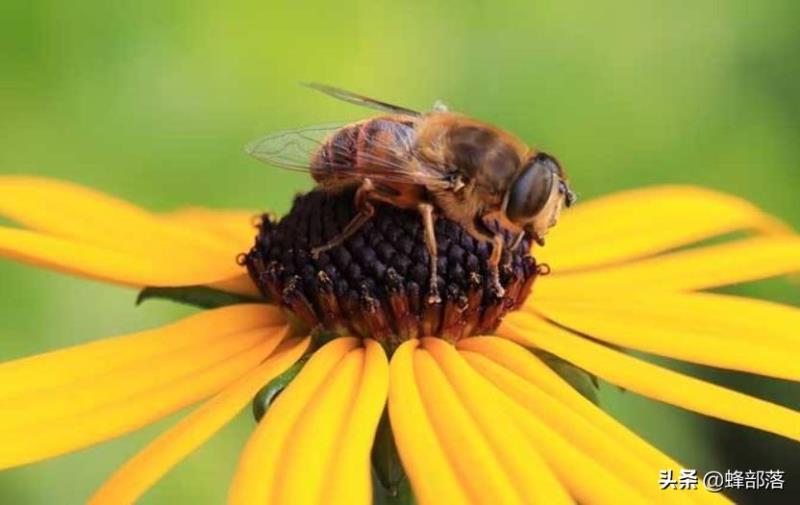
[1,0,798,503]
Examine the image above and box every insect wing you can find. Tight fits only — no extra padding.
[245,123,344,172]
[246,123,451,188]
[303,82,422,117]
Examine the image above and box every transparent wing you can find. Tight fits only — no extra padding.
[302,82,422,117]
[245,123,453,188]
[245,122,344,172]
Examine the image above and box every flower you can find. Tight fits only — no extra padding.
[0,176,799,504]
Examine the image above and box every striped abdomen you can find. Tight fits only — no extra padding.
[311,115,418,189]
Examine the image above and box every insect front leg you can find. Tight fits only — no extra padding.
[417,202,441,304]
[509,229,526,250]
[468,215,506,298]
[311,179,376,258]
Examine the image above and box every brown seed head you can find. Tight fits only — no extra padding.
[245,188,542,350]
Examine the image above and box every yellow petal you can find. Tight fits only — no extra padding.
[537,185,789,271]
[227,337,360,505]
[0,325,283,430]
[88,337,309,505]
[413,344,550,505]
[457,337,679,468]
[539,236,800,294]
[457,337,730,504]
[166,207,259,251]
[500,313,800,442]
[0,304,283,397]
[165,208,263,296]
[461,350,703,505]
[0,335,280,469]
[0,225,249,290]
[0,176,234,257]
[459,352,654,505]
[388,340,471,505]
[532,293,800,381]
[0,177,259,295]
[323,339,389,504]
[271,350,365,504]
[422,338,575,505]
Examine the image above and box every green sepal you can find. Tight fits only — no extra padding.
[380,476,414,505]
[136,285,265,309]
[311,328,340,347]
[535,351,600,405]
[371,409,415,504]
[251,354,310,422]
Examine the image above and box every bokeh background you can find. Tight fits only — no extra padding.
[1,1,798,503]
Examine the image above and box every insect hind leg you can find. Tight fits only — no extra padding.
[418,202,441,304]
[311,179,376,258]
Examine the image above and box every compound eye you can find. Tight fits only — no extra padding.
[505,153,557,223]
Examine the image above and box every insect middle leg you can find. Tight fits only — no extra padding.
[418,202,441,304]
[311,179,376,258]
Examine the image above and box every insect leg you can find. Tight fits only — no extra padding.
[311,179,376,258]
[468,215,506,298]
[509,229,526,250]
[488,233,505,297]
[418,202,441,304]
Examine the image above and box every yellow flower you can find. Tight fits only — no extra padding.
[1,176,799,504]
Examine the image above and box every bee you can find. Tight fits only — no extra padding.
[247,83,575,302]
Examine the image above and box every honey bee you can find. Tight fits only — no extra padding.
[247,83,575,302]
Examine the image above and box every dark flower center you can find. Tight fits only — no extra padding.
[244,188,544,349]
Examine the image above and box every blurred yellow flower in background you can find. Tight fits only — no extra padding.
[0,177,798,504]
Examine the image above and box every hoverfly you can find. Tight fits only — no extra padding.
[247,83,575,302]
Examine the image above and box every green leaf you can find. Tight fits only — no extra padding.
[136,285,266,309]
[535,351,600,405]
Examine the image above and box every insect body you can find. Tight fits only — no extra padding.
[247,83,575,302]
